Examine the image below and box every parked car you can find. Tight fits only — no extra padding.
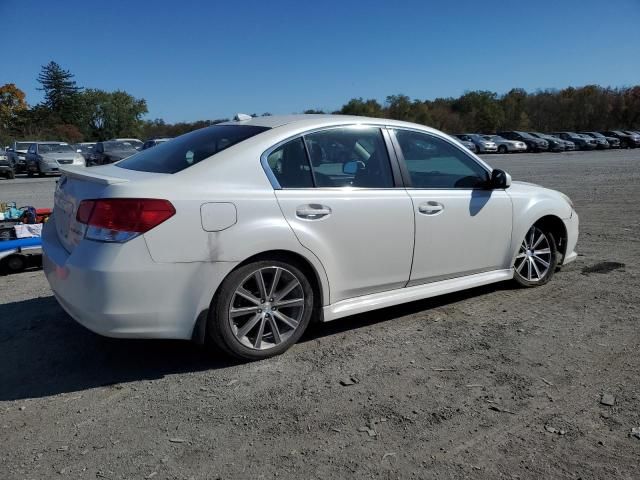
[452,137,477,153]
[482,135,527,154]
[551,132,597,150]
[454,134,497,153]
[75,142,96,161]
[580,132,620,149]
[110,138,144,150]
[0,150,15,179]
[528,133,568,152]
[142,138,172,150]
[43,114,579,360]
[89,141,139,165]
[25,142,86,176]
[622,131,640,145]
[497,131,549,152]
[601,131,640,148]
[6,141,36,173]
[577,133,609,149]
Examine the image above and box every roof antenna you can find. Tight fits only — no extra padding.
[234,113,252,121]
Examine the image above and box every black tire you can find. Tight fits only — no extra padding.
[37,165,45,177]
[208,260,314,360]
[498,145,507,154]
[2,254,27,274]
[512,225,558,288]
[7,170,15,179]
[27,167,34,177]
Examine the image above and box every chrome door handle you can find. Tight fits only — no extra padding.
[296,204,332,219]
[418,201,444,215]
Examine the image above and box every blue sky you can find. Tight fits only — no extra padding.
[2,0,639,122]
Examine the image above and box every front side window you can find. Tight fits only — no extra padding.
[394,130,489,189]
[118,125,269,174]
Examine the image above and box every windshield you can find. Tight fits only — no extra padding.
[588,132,603,138]
[517,132,535,139]
[104,141,138,152]
[118,125,270,174]
[77,144,95,153]
[39,143,74,153]
[16,142,32,150]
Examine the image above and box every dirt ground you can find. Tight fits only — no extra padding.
[1,150,639,479]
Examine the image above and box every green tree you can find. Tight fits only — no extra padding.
[36,61,82,121]
[340,98,384,117]
[77,89,147,140]
[385,95,413,121]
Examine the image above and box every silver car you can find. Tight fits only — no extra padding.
[454,134,498,153]
[7,141,36,174]
[483,135,527,154]
[25,142,86,176]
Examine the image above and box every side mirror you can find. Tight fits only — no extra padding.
[490,169,511,189]
[342,160,364,175]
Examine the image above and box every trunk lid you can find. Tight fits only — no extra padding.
[53,165,163,252]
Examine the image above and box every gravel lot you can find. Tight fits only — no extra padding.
[1,150,639,479]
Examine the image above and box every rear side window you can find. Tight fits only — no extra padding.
[266,127,394,189]
[118,125,269,173]
[266,138,314,188]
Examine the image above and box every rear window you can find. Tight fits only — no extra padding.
[117,125,269,173]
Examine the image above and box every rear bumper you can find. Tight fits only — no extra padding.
[42,218,237,340]
[562,210,579,265]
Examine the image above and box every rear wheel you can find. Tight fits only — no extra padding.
[2,255,27,274]
[208,260,314,360]
[513,225,558,287]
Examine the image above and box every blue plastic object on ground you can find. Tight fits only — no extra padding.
[0,237,42,252]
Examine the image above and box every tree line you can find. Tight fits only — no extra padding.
[1,61,639,146]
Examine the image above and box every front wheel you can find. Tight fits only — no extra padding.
[498,145,507,154]
[208,260,314,360]
[513,225,558,287]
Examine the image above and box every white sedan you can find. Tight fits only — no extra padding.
[43,115,578,360]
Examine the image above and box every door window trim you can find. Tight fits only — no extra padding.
[260,124,405,190]
[388,127,493,190]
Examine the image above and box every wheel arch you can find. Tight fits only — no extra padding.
[533,215,568,262]
[192,248,328,343]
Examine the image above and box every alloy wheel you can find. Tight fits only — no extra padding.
[228,266,305,350]
[514,226,552,282]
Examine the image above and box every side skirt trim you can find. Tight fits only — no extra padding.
[322,269,513,322]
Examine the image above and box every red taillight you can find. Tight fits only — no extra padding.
[76,198,175,233]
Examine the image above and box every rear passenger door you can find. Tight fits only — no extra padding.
[266,126,415,304]
[391,129,513,285]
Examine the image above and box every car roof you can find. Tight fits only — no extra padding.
[218,114,443,132]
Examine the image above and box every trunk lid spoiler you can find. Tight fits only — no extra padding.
[60,166,130,185]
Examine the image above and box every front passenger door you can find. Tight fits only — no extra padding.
[392,129,513,286]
